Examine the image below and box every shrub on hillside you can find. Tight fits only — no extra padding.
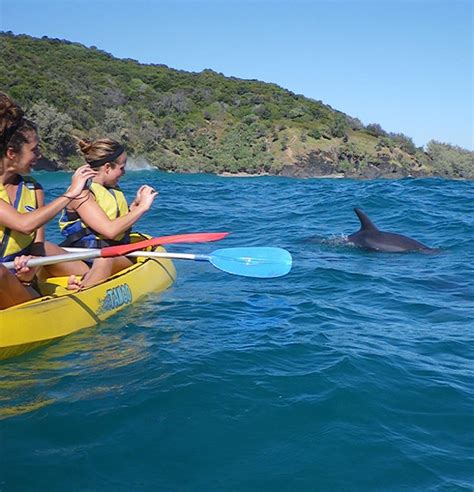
[27,101,75,156]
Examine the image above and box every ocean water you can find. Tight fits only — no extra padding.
[1,171,473,491]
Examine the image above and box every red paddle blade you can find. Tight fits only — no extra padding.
[155,232,229,245]
[101,232,229,257]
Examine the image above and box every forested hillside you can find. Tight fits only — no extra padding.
[1,32,472,178]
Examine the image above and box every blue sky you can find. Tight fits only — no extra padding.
[1,0,472,149]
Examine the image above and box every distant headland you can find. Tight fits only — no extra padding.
[1,32,472,179]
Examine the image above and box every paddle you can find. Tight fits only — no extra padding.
[5,246,292,278]
[123,247,293,278]
[2,232,229,270]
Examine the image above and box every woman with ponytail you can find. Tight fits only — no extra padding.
[59,137,158,288]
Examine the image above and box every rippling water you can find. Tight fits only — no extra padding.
[1,172,473,491]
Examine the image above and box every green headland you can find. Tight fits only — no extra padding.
[1,32,472,178]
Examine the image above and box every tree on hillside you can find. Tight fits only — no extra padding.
[27,101,75,157]
[426,140,474,178]
[329,116,348,138]
[389,133,417,155]
[103,108,127,133]
[366,123,386,137]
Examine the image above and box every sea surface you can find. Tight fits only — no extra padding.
[1,170,473,491]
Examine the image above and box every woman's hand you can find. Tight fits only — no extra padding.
[137,185,158,211]
[13,255,38,284]
[66,165,97,198]
[132,185,158,211]
[130,185,147,209]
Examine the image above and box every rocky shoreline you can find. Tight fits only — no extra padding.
[35,155,470,180]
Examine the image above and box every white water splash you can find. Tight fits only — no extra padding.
[126,157,154,171]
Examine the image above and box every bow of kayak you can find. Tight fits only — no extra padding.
[0,248,176,361]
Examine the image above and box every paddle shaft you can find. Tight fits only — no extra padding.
[125,251,209,261]
[2,250,101,269]
[64,248,207,261]
[3,250,210,269]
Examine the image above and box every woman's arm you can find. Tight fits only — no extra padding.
[0,165,96,235]
[70,187,157,240]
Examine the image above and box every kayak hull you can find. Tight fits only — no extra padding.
[0,249,176,361]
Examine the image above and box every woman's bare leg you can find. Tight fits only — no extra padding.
[0,265,38,309]
[32,241,90,278]
[69,257,133,289]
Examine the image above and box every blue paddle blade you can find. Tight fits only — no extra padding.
[209,247,292,278]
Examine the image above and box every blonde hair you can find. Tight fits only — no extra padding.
[78,138,124,168]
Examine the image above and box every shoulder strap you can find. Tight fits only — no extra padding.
[0,178,26,258]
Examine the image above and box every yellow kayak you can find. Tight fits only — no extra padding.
[0,248,176,361]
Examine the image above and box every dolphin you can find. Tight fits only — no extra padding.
[347,208,433,253]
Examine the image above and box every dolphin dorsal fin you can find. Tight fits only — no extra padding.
[354,208,378,231]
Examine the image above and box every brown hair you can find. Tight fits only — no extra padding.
[0,92,37,157]
[77,138,124,168]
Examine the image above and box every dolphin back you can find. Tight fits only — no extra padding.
[362,231,431,252]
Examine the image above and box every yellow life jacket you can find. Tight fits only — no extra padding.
[59,182,130,248]
[0,176,39,262]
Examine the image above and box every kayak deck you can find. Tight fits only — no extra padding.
[0,249,176,361]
